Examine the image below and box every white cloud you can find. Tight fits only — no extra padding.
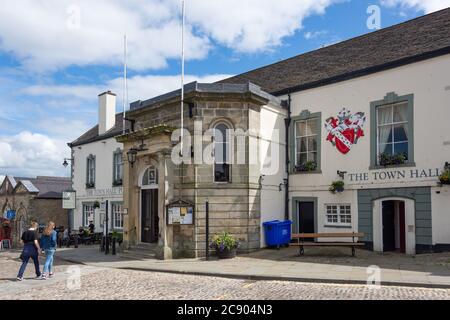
[304,30,328,39]
[0,0,339,71]
[380,0,450,13]
[187,0,338,52]
[0,131,70,177]
[0,0,210,72]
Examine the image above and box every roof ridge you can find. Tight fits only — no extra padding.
[220,7,450,82]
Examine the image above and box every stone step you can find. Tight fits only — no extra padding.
[118,242,158,260]
[119,251,156,260]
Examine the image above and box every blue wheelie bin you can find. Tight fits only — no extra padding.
[263,220,293,249]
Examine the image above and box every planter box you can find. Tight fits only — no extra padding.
[216,248,237,259]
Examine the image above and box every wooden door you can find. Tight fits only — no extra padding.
[141,189,159,243]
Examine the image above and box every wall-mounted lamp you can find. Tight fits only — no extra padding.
[337,170,347,179]
[62,158,74,168]
[127,148,138,167]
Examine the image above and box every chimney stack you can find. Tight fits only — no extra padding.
[98,91,116,135]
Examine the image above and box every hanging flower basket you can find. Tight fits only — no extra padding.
[439,170,450,185]
[329,180,345,193]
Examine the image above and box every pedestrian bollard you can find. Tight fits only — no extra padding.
[112,237,116,255]
[105,236,109,255]
[100,236,105,252]
[74,235,78,249]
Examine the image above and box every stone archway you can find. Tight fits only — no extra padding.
[13,205,28,244]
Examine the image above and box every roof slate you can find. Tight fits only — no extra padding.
[218,8,450,95]
[69,113,129,147]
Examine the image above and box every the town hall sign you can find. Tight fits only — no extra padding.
[325,108,366,154]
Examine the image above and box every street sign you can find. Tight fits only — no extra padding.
[62,191,76,209]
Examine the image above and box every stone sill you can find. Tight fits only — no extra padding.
[323,224,353,229]
[291,170,322,175]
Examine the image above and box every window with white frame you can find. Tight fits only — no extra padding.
[113,150,123,185]
[83,204,95,227]
[112,202,124,229]
[325,204,351,225]
[377,102,409,163]
[295,118,318,166]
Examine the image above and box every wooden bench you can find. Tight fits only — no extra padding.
[291,232,365,257]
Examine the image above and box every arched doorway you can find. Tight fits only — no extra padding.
[139,166,159,244]
[372,198,415,254]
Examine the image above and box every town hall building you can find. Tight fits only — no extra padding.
[70,8,450,258]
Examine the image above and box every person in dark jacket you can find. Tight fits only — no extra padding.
[40,221,57,280]
[17,222,42,281]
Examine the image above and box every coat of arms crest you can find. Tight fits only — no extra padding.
[325,108,366,155]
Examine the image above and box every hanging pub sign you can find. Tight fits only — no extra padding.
[167,200,194,225]
[325,108,366,155]
[62,190,76,209]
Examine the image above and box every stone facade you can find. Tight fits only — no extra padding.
[118,84,282,259]
[0,176,70,245]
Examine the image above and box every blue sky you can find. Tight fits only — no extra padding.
[0,0,448,179]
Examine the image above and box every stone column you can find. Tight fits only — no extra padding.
[156,149,173,260]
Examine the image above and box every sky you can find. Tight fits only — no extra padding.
[0,0,449,182]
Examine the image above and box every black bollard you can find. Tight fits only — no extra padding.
[112,237,116,255]
[105,236,109,255]
[205,201,209,261]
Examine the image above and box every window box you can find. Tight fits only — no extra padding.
[379,153,407,167]
[294,161,317,173]
[85,182,95,189]
[113,179,123,187]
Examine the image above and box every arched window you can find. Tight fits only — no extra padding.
[214,123,231,182]
[142,166,158,186]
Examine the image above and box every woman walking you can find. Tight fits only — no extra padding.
[40,221,57,280]
[17,221,42,281]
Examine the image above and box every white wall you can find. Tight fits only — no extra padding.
[72,137,123,231]
[282,54,450,242]
[285,55,450,191]
[431,186,450,245]
[259,103,287,247]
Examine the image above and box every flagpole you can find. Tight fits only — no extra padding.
[122,34,128,135]
[180,0,185,202]
[180,0,185,153]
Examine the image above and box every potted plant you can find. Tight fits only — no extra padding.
[210,232,239,259]
[379,153,407,166]
[329,180,345,193]
[439,169,450,185]
[295,161,317,172]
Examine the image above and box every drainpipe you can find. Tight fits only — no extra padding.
[284,93,292,221]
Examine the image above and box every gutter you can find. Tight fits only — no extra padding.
[284,93,291,221]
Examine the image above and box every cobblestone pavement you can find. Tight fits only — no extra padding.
[1,266,450,300]
[2,250,450,300]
